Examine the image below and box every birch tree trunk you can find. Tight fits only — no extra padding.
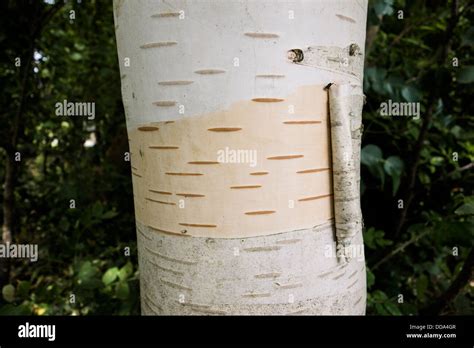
[113,0,368,315]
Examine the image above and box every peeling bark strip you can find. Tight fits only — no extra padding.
[329,84,364,261]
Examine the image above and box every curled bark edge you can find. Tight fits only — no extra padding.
[329,84,364,262]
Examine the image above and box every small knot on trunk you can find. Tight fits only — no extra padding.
[287,49,304,63]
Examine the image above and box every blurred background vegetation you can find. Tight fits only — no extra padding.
[0,0,472,315]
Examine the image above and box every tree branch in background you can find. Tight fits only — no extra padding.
[371,228,431,270]
[394,95,435,237]
[394,0,460,237]
[0,1,64,286]
[365,23,380,59]
[420,247,474,315]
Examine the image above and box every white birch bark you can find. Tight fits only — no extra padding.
[114,0,368,315]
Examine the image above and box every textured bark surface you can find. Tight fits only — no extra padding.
[114,0,368,315]
[329,84,364,260]
[138,221,366,315]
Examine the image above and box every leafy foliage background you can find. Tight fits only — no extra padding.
[0,0,472,315]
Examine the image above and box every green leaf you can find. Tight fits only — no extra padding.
[77,261,99,281]
[101,210,118,220]
[0,304,31,315]
[118,262,133,281]
[461,26,474,47]
[453,295,471,314]
[418,171,431,185]
[365,67,388,94]
[416,275,428,302]
[361,145,385,186]
[362,144,383,166]
[384,156,404,195]
[74,42,86,51]
[80,278,104,290]
[70,52,82,61]
[102,267,119,285]
[457,66,474,84]
[401,85,422,103]
[115,281,130,300]
[16,281,31,299]
[384,301,402,316]
[450,125,462,139]
[366,268,375,289]
[373,0,394,16]
[454,202,474,215]
[373,290,389,301]
[364,227,377,249]
[430,156,444,166]
[2,284,15,303]
[375,303,388,315]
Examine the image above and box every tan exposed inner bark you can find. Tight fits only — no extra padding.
[128,85,334,238]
